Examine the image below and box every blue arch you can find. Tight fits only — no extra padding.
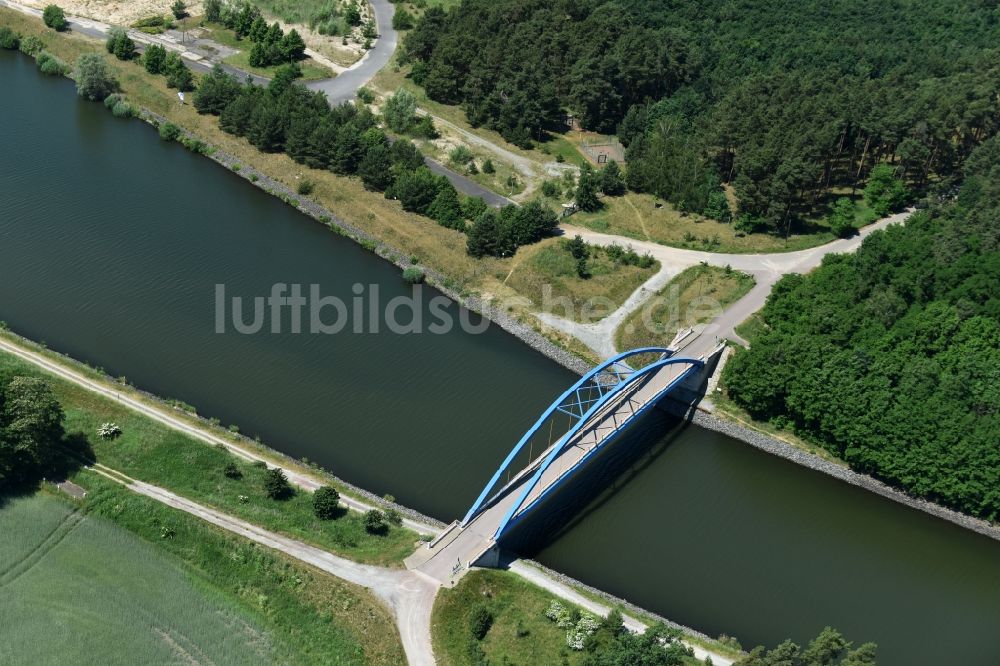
[491,355,702,540]
[461,348,675,526]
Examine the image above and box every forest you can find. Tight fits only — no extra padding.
[404,0,1000,230]
[723,136,1000,521]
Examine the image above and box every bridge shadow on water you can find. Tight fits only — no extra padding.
[494,395,705,563]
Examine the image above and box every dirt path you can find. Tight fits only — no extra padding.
[88,463,439,666]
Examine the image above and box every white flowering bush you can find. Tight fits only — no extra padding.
[565,612,600,651]
[98,422,122,439]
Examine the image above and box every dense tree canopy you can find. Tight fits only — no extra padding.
[406,0,1000,225]
[724,137,1000,520]
[0,376,65,491]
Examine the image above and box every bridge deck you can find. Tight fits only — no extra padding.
[414,353,708,584]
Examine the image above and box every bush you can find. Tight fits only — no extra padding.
[158,121,181,141]
[449,145,474,165]
[105,94,136,118]
[383,87,417,133]
[296,179,314,195]
[19,35,45,56]
[392,7,415,30]
[263,467,293,500]
[223,461,242,479]
[143,43,166,74]
[0,26,20,50]
[171,0,187,19]
[43,5,68,31]
[74,53,118,101]
[36,51,68,76]
[384,508,403,526]
[541,180,561,199]
[402,267,425,284]
[363,509,388,534]
[105,27,135,60]
[482,158,495,174]
[356,87,375,104]
[312,486,340,519]
[410,114,438,139]
[469,605,494,640]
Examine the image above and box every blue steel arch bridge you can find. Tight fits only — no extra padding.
[410,340,721,584]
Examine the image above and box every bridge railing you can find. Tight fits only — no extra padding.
[461,348,680,527]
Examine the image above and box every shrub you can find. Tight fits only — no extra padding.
[110,98,136,118]
[0,26,20,50]
[392,7,414,30]
[171,0,187,20]
[312,486,340,519]
[223,461,243,479]
[482,158,495,173]
[383,87,417,133]
[19,35,45,56]
[356,87,375,104]
[105,27,135,60]
[36,51,68,76]
[97,422,122,439]
[469,605,494,640]
[158,121,181,141]
[74,53,118,101]
[449,145,474,165]
[384,507,403,526]
[143,43,166,74]
[363,509,388,534]
[411,115,438,139]
[296,179,314,195]
[263,467,293,499]
[43,5,68,31]
[541,180,561,199]
[402,267,424,284]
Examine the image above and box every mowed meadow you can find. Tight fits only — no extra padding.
[0,493,280,664]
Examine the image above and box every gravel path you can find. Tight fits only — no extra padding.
[89,463,439,666]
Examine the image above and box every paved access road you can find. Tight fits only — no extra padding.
[305,0,397,105]
[538,209,914,358]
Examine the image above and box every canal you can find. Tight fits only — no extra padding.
[2,51,998,664]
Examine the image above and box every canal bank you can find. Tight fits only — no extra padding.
[3,48,1000,663]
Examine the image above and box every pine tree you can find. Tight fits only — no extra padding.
[575,164,602,211]
[427,185,465,230]
[600,160,625,196]
[358,144,395,191]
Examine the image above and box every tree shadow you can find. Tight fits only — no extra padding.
[0,431,95,510]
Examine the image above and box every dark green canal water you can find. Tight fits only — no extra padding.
[2,51,998,664]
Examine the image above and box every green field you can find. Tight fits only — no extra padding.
[0,349,418,567]
[0,490,404,664]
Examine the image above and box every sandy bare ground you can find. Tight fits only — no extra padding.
[20,0,202,25]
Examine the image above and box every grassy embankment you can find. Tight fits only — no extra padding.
[0,488,405,665]
[615,264,755,364]
[504,237,659,323]
[571,191,878,254]
[0,7,633,365]
[0,346,418,566]
[432,570,714,666]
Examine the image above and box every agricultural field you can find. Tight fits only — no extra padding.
[0,493,293,664]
